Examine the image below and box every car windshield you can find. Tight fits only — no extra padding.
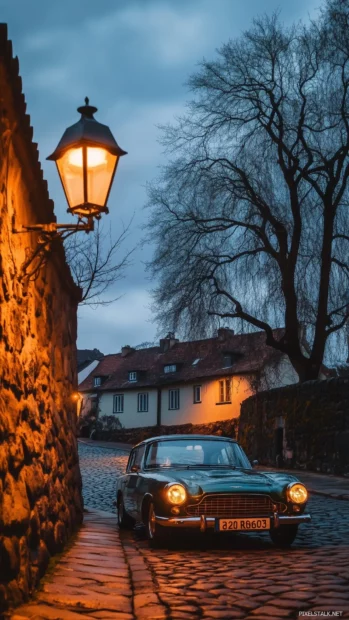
[144,439,251,469]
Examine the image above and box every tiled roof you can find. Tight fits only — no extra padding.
[78,329,285,392]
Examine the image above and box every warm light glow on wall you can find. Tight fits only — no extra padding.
[68,147,107,168]
[71,392,83,417]
[194,377,255,424]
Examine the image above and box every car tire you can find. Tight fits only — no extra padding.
[117,494,134,529]
[146,501,167,547]
[269,524,298,547]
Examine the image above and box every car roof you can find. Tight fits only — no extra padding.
[134,434,237,448]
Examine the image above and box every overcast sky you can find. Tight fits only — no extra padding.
[1,0,320,354]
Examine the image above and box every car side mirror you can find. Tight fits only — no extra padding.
[251,460,259,467]
[131,465,140,473]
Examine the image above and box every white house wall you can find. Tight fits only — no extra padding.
[95,375,254,429]
[260,356,299,391]
[99,390,158,428]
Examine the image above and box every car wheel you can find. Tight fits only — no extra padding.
[269,524,298,547]
[146,501,167,547]
[117,494,134,529]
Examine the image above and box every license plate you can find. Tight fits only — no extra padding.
[217,517,270,531]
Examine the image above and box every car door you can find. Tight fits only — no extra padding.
[123,445,145,518]
[133,444,149,517]
[122,449,137,515]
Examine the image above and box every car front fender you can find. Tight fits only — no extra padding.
[141,493,154,524]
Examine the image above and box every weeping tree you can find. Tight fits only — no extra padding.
[146,0,349,382]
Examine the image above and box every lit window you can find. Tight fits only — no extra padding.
[218,379,231,403]
[113,394,124,413]
[138,393,149,412]
[94,377,102,387]
[193,385,202,403]
[164,364,177,373]
[129,371,137,382]
[169,389,180,410]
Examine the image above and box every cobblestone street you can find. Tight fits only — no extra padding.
[79,442,129,512]
[124,496,349,619]
[76,441,349,619]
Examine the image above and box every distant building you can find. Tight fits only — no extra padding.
[78,359,101,385]
[77,348,104,372]
[78,329,300,433]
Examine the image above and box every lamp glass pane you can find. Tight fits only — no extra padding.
[56,148,84,208]
[86,148,117,207]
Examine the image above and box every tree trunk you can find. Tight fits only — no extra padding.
[288,354,322,383]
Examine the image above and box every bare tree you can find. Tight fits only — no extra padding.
[146,1,349,382]
[65,220,134,306]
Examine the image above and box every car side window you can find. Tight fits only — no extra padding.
[134,445,145,470]
[127,450,137,473]
[127,446,145,472]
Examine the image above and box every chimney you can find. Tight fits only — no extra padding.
[159,332,179,353]
[217,327,235,341]
[121,345,135,357]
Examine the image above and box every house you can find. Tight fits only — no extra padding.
[78,359,101,384]
[78,328,299,433]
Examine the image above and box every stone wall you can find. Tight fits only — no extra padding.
[94,418,239,445]
[239,378,349,475]
[0,26,83,612]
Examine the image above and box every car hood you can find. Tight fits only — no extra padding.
[159,468,299,498]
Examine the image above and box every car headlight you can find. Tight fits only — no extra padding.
[166,484,187,505]
[287,483,308,504]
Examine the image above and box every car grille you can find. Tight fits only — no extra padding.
[186,494,286,517]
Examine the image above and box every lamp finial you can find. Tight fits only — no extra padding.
[77,98,97,119]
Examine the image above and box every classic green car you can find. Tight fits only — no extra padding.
[116,434,311,547]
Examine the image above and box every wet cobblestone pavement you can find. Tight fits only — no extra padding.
[78,441,129,512]
[77,441,349,619]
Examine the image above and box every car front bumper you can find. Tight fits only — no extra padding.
[155,513,311,532]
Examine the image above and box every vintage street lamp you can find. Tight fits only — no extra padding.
[47,98,127,226]
[15,98,126,275]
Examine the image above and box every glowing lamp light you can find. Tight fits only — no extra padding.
[47,98,127,219]
[166,484,187,505]
[68,147,108,168]
[15,98,127,274]
[287,483,308,504]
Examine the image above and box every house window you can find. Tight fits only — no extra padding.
[169,389,180,410]
[113,394,124,413]
[94,377,102,387]
[218,379,231,403]
[223,354,232,368]
[129,371,137,382]
[164,364,177,373]
[193,385,202,403]
[138,393,149,412]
